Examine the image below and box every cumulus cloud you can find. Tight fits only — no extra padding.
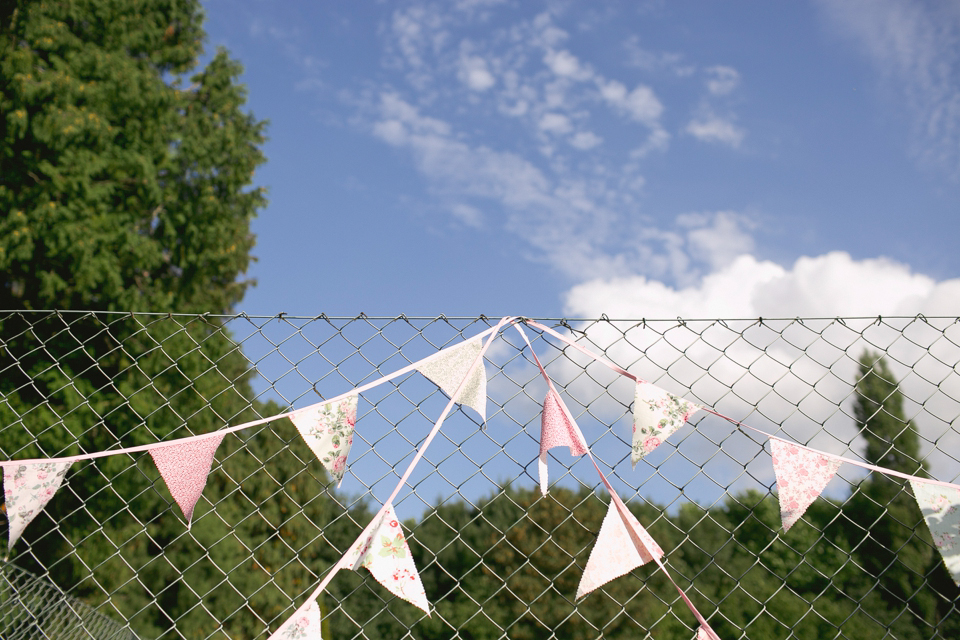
[553,252,960,501]
[598,79,664,126]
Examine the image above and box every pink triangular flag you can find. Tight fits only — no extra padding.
[539,390,587,495]
[3,461,72,550]
[576,500,664,599]
[771,438,842,532]
[910,478,960,585]
[416,341,487,420]
[289,395,359,486]
[149,434,224,528]
[632,383,701,466]
[348,503,430,614]
[267,597,324,640]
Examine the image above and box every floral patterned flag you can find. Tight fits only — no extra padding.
[347,503,430,614]
[3,461,72,551]
[289,395,359,486]
[267,597,324,640]
[910,478,960,585]
[415,341,487,421]
[149,434,224,528]
[632,383,701,466]
[538,390,587,496]
[771,439,842,532]
[576,499,664,599]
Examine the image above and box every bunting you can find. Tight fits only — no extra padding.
[771,438,842,532]
[632,382,701,466]
[289,395,359,486]
[910,478,960,586]
[538,390,587,496]
[415,340,487,420]
[576,499,664,599]
[149,434,224,528]
[267,597,324,640]
[348,503,430,614]
[3,461,72,551]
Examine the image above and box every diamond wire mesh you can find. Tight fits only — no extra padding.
[1,311,959,639]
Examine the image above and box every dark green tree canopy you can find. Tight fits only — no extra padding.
[1,0,266,313]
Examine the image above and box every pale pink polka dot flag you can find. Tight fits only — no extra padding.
[149,434,224,529]
[415,340,487,421]
[347,502,430,615]
[3,461,73,551]
[632,382,701,467]
[770,438,842,532]
[909,478,960,586]
[576,499,665,599]
[267,597,324,640]
[538,390,587,496]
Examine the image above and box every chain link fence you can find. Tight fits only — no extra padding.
[1,311,959,639]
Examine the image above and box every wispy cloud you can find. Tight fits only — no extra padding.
[818,0,960,177]
[685,112,745,147]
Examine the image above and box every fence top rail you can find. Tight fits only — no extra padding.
[0,310,957,323]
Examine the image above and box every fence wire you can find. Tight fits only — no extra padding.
[1,311,959,640]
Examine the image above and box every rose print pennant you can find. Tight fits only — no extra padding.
[267,597,324,640]
[632,383,701,466]
[910,478,960,585]
[3,461,72,551]
[576,499,664,599]
[538,390,587,496]
[149,434,224,528]
[771,439,842,532]
[348,503,430,614]
[415,340,487,421]
[289,395,359,486]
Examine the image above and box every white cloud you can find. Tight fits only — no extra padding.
[817,0,960,176]
[599,79,664,126]
[570,131,603,150]
[450,203,484,227]
[539,112,573,134]
[685,113,745,147]
[564,251,956,319]
[458,53,496,91]
[705,65,740,95]
[543,49,593,81]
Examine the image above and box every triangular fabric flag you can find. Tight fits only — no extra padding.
[576,499,664,599]
[539,390,587,496]
[697,625,721,640]
[289,395,359,486]
[149,434,224,528]
[910,478,960,586]
[416,340,487,420]
[632,382,701,466]
[771,439,842,532]
[348,503,430,614]
[3,461,72,550]
[267,597,324,640]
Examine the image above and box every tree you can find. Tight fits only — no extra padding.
[839,352,959,637]
[0,3,359,639]
[1,0,266,314]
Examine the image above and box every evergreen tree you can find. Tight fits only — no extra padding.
[0,3,357,638]
[840,352,958,637]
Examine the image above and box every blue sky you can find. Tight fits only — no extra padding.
[201,0,960,319]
